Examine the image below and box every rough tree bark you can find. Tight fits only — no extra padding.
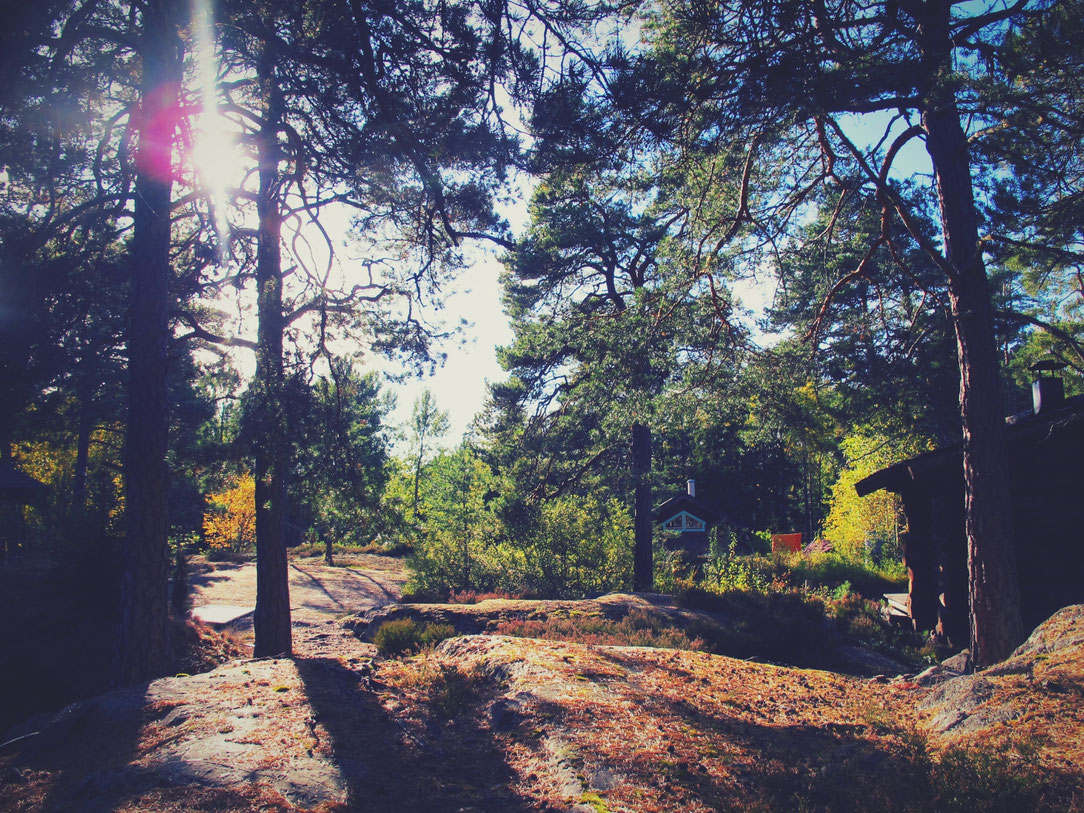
[919,0,1023,666]
[632,423,653,592]
[252,46,292,658]
[114,0,183,686]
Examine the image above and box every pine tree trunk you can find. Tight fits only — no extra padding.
[73,378,92,512]
[413,428,425,521]
[114,0,181,686]
[1,428,10,563]
[920,0,1023,666]
[632,423,653,591]
[171,544,188,614]
[252,51,292,658]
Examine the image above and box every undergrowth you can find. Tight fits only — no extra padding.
[289,540,411,559]
[448,589,521,604]
[745,716,1065,812]
[929,744,1050,812]
[400,587,526,604]
[380,657,486,718]
[671,546,936,667]
[426,664,484,718]
[494,609,706,651]
[373,618,458,656]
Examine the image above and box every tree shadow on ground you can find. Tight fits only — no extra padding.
[290,564,352,614]
[295,656,534,812]
[187,562,248,589]
[598,650,1073,811]
[0,558,120,733]
[2,685,150,813]
[338,566,402,604]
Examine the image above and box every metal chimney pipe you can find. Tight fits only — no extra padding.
[1030,359,1068,415]
[687,479,696,497]
[1033,377,1065,415]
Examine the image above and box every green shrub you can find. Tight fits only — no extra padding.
[204,547,254,563]
[406,491,633,600]
[821,428,930,563]
[373,618,458,656]
[701,550,773,593]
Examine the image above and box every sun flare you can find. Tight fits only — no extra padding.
[189,0,236,263]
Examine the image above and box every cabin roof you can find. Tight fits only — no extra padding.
[0,462,47,503]
[653,494,723,524]
[856,394,1084,497]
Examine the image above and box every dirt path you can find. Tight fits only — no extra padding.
[187,554,409,659]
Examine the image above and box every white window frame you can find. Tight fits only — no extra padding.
[661,511,706,531]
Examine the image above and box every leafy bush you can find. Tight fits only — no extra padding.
[684,548,930,666]
[701,550,774,593]
[373,618,458,656]
[522,495,633,597]
[289,539,412,560]
[698,545,905,603]
[406,488,633,600]
[403,447,511,595]
[204,547,254,563]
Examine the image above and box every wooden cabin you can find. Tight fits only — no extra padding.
[856,380,1084,646]
[0,460,47,563]
[0,461,46,504]
[654,479,722,558]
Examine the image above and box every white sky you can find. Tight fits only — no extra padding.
[384,250,513,447]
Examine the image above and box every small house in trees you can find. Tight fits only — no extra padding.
[0,461,46,505]
[0,460,46,563]
[856,373,1084,647]
[654,480,722,558]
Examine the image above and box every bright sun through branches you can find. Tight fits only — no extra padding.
[189,0,236,264]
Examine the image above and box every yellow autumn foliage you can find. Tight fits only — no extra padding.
[822,428,933,564]
[203,474,256,552]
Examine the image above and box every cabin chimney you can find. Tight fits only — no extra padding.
[1033,377,1065,415]
[687,479,696,497]
[1030,359,1067,415]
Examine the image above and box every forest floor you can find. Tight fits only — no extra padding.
[186,553,409,660]
[2,556,1083,812]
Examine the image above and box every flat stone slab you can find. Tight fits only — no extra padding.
[191,604,253,626]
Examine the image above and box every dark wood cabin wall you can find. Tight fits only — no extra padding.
[929,478,969,648]
[897,421,1084,645]
[1009,429,1084,629]
[665,530,709,558]
[901,488,939,632]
